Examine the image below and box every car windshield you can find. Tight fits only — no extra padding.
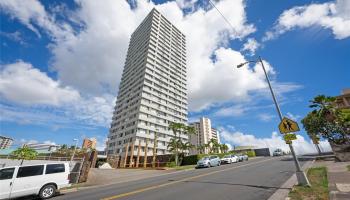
[201,157,209,160]
[224,155,230,158]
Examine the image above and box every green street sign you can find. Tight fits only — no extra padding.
[284,133,297,141]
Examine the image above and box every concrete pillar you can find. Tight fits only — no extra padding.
[136,139,141,168]
[129,140,135,168]
[123,142,130,168]
[143,138,149,168]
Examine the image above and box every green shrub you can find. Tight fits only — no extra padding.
[181,155,198,165]
[166,161,176,167]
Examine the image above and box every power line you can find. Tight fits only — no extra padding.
[208,0,237,32]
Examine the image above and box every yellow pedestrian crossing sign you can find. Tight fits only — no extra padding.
[278,117,300,134]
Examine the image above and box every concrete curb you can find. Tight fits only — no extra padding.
[267,159,315,200]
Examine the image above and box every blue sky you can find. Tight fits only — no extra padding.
[1,0,349,153]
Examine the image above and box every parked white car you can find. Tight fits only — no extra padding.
[230,155,239,163]
[0,163,71,199]
[220,155,234,164]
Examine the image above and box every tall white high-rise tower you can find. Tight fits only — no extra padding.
[107,9,188,157]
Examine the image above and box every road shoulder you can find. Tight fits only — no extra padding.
[268,158,314,200]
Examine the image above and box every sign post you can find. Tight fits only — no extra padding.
[237,56,310,186]
[254,57,310,186]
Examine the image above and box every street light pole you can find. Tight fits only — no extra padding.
[237,57,310,186]
[70,139,79,162]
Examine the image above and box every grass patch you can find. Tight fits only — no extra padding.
[289,167,329,200]
[347,165,350,171]
[168,165,196,170]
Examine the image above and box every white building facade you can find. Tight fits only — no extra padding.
[0,136,13,149]
[189,117,220,155]
[107,9,188,157]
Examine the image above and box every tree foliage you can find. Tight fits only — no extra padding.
[11,146,38,165]
[301,95,350,145]
[167,122,196,166]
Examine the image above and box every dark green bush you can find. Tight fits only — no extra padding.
[181,155,199,165]
[166,161,176,167]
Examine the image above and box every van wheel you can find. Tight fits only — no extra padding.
[39,184,56,199]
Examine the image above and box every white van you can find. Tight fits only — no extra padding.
[0,163,71,199]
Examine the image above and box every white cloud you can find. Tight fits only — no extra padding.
[0,61,114,127]
[0,61,80,106]
[95,137,108,151]
[176,0,198,10]
[286,112,301,121]
[0,0,73,39]
[0,31,26,45]
[2,0,274,112]
[219,127,332,155]
[258,113,274,122]
[264,0,350,41]
[215,104,246,117]
[0,0,301,127]
[0,95,114,128]
[241,38,260,55]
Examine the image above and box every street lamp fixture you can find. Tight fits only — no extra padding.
[236,56,310,186]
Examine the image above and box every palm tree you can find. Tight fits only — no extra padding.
[168,123,183,166]
[209,138,219,153]
[204,143,211,154]
[301,111,323,155]
[214,142,221,153]
[167,138,181,166]
[196,145,205,154]
[184,126,196,136]
[220,144,229,153]
[168,122,197,166]
[181,142,195,154]
[310,95,336,121]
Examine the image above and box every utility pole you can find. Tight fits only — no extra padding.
[237,57,310,186]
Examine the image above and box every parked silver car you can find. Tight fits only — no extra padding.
[196,155,221,168]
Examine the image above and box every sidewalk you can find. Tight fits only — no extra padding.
[313,160,350,200]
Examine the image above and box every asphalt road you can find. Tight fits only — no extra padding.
[47,156,304,200]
